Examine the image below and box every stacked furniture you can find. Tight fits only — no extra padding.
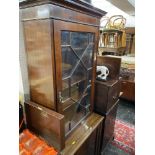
[98,29,126,56]
[94,56,121,152]
[120,55,135,102]
[20,0,106,154]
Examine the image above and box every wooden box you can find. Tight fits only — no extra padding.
[95,79,120,114]
[97,56,121,80]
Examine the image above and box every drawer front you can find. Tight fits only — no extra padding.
[25,101,65,151]
[101,101,119,151]
[94,82,108,114]
[107,81,120,111]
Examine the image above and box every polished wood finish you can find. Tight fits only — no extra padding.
[125,27,135,54]
[95,79,120,114]
[125,27,135,34]
[60,113,104,155]
[20,4,101,27]
[101,100,119,151]
[20,0,106,152]
[24,101,65,151]
[120,80,135,102]
[97,56,121,80]
[20,0,106,20]
[23,19,56,110]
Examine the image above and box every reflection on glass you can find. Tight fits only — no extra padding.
[61,31,94,135]
[62,79,69,90]
[82,44,94,68]
[63,101,90,134]
[87,68,92,85]
[71,63,87,85]
[71,80,86,102]
[62,47,78,78]
[71,32,88,57]
[61,31,70,45]
[88,33,94,43]
[62,79,70,101]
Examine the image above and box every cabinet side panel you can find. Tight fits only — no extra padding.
[23,19,56,109]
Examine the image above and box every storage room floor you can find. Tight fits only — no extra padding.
[102,99,135,155]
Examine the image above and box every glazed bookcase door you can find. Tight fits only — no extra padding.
[54,20,99,135]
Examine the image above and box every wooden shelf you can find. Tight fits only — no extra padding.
[98,47,126,56]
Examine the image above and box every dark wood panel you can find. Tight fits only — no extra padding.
[23,19,56,109]
[120,80,135,102]
[24,101,65,151]
[101,100,119,152]
[21,4,101,26]
[95,80,120,114]
[19,0,106,19]
[97,56,121,80]
[60,113,104,155]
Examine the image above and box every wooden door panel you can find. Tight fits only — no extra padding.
[53,20,99,135]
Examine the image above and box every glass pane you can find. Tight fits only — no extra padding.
[81,44,94,68]
[62,79,70,101]
[62,78,69,90]
[62,47,78,78]
[88,33,94,43]
[71,32,88,57]
[63,100,76,133]
[61,31,70,45]
[71,63,87,85]
[63,101,90,134]
[62,89,69,102]
[60,31,94,135]
[80,95,91,112]
[71,103,90,129]
[87,68,92,85]
[71,80,86,102]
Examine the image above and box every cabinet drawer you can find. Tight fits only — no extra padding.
[95,80,120,114]
[24,101,65,151]
[107,80,120,111]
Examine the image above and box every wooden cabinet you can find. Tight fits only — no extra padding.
[98,29,126,56]
[101,101,119,151]
[94,80,120,152]
[95,80,120,114]
[20,0,106,153]
[121,80,135,102]
[61,113,104,155]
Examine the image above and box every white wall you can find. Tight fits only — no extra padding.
[92,0,135,27]
[19,11,30,103]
